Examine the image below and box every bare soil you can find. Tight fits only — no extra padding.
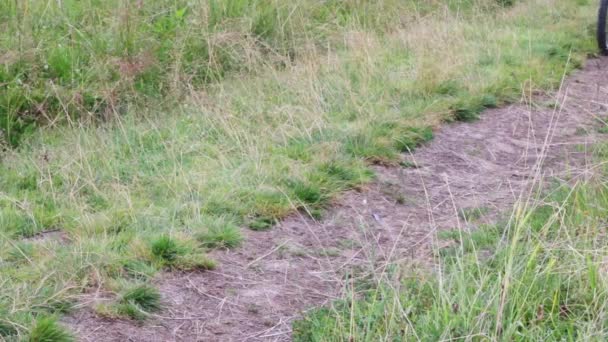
[63,58,608,341]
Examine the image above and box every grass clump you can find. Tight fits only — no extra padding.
[0,320,18,339]
[315,160,375,190]
[248,216,277,231]
[150,236,181,263]
[115,285,162,320]
[149,235,216,270]
[196,217,243,249]
[120,260,156,281]
[27,317,73,342]
[171,253,217,271]
[393,126,434,152]
[344,132,397,163]
[6,242,35,264]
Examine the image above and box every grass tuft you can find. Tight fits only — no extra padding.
[150,236,181,262]
[452,98,485,122]
[121,260,156,281]
[172,253,217,271]
[117,285,162,320]
[248,216,277,231]
[27,317,73,342]
[393,126,434,152]
[148,235,215,270]
[196,219,243,249]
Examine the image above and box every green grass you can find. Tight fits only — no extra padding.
[115,285,162,320]
[196,217,243,249]
[293,155,608,341]
[0,0,598,337]
[95,284,164,321]
[150,236,181,263]
[27,317,73,342]
[149,235,216,270]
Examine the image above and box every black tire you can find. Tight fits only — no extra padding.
[599,0,608,55]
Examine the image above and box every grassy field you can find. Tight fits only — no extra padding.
[1,0,448,147]
[0,0,598,340]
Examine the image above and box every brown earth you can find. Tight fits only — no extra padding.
[63,57,608,341]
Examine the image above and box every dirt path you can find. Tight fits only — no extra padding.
[64,58,608,341]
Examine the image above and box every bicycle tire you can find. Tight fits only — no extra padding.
[599,0,608,55]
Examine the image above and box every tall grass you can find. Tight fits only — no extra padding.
[0,0,597,339]
[294,170,608,340]
[0,0,427,147]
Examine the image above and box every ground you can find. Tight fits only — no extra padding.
[0,1,604,341]
[62,57,608,342]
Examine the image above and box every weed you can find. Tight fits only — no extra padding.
[452,97,485,122]
[315,160,374,190]
[249,191,290,220]
[1,207,35,238]
[437,80,461,96]
[438,224,502,255]
[318,162,358,183]
[481,94,499,108]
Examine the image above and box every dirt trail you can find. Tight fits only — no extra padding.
[64,58,608,341]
